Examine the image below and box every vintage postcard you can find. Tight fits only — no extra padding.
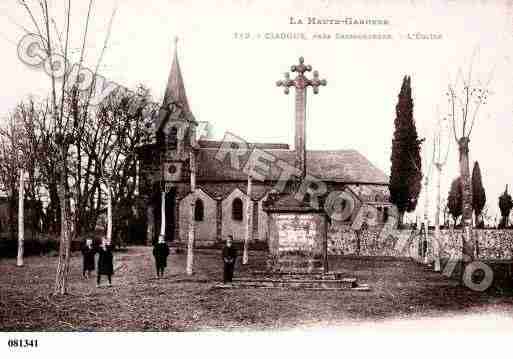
[0,0,512,356]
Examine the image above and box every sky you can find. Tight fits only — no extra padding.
[0,0,512,222]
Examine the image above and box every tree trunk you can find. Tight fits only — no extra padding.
[48,182,61,234]
[17,169,24,267]
[458,137,474,261]
[433,164,442,272]
[186,201,195,275]
[54,162,72,295]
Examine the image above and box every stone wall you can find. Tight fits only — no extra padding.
[440,229,513,260]
[327,224,416,257]
[326,225,513,260]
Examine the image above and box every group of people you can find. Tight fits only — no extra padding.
[81,238,114,287]
[81,235,239,285]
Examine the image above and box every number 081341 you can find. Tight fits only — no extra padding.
[7,339,38,348]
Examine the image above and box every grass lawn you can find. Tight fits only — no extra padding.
[1,246,512,331]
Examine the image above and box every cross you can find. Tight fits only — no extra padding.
[276,56,327,181]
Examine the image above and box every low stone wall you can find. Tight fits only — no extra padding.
[327,226,416,257]
[327,225,513,260]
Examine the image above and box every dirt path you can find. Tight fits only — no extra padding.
[1,246,512,331]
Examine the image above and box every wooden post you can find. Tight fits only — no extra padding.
[106,183,112,245]
[423,176,429,264]
[243,175,253,265]
[159,190,166,242]
[433,164,442,271]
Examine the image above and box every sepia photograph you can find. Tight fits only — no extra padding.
[0,0,513,355]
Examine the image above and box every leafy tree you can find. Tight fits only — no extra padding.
[447,177,462,224]
[471,161,486,228]
[498,185,513,228]
[389,75,423,227]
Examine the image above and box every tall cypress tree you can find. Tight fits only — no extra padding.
[389,75,423,227]
[498,185,513,228]
[471,161,486,228]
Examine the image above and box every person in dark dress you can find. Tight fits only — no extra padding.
[153,236,170,279]
[97,238,114,287]
[81,238,96,279]
[222,235,237,284]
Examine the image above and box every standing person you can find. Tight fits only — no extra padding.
[97,238,114,287]
[152,237,170,279]
[222,235,237,284]
[81,238,96,279]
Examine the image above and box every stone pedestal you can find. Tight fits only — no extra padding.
[263,192,328,273]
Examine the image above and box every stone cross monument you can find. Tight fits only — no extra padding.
[276,56,327,180]
[264,57,329,274]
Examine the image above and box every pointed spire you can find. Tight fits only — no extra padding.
[162,37,191,114]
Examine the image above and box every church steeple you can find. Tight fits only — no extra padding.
[155,38,198,185]
[162,37,191,114]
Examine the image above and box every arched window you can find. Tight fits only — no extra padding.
[232,197,243,221]
[194,199,204,221]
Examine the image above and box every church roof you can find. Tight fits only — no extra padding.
[196,148,389,184]
[198,182,271,201]
[198,140,289,150]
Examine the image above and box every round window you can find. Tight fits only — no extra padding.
[168,164,177,174]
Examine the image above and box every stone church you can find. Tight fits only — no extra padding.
[136,44,392,246]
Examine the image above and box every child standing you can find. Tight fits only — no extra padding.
[152,236,170,279]
[97,238,114,287]
[81,238,96,279]
[222,235,237,284]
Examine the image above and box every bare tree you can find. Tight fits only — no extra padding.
[0,109,29,266]
[91,86,150,247]
[447,51,492,261]
[19,0,117,294]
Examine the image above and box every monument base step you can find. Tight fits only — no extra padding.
[215,278,368,291]
[245,270,351,281]
[222,277,362,290]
